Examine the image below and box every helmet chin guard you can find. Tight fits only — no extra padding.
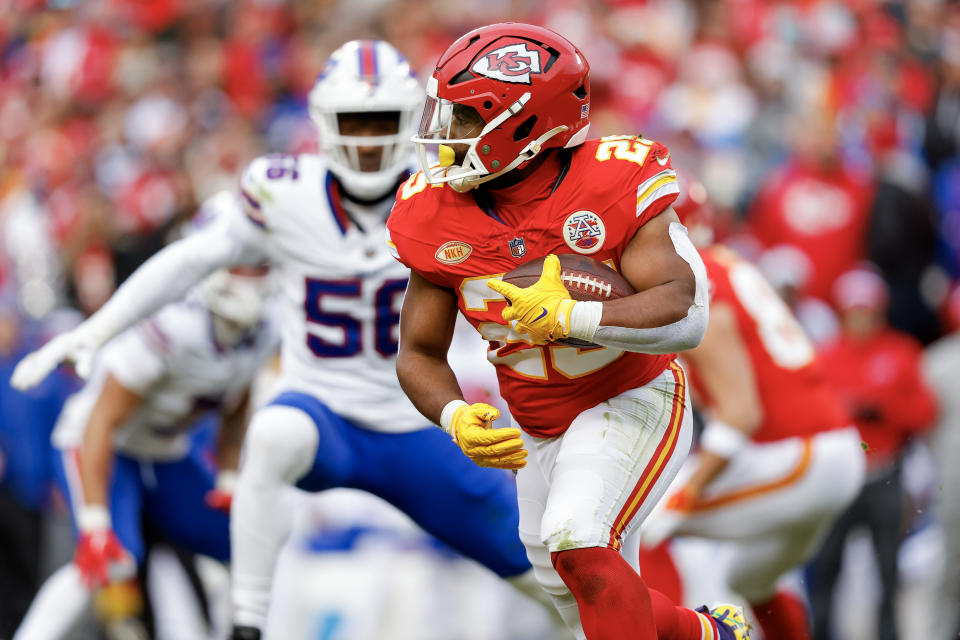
[309,40,423,200]
[412,23,591,191]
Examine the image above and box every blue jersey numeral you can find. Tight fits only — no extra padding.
[304,278,407,358]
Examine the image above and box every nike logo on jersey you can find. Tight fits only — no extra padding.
[534,307,548,321]
[656,152,671,166]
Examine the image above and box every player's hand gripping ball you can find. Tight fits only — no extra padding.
[449,403,527,470]
[489,253,636,346]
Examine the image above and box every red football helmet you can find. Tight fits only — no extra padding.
[412,22,591,192]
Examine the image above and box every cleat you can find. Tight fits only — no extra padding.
[230,626,261,640]
[697,603,751,640]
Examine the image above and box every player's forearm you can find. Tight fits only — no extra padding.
[567,222,709,353]
[217,395,250,471]
[79,417,118,507]
[684,450,731,495]
[396,348,464,426]
[81,232,244,345]
[568,288,708,354]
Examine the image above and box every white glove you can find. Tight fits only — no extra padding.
[11,323,109,390]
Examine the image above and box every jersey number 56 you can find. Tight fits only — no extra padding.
[304,278,407,357]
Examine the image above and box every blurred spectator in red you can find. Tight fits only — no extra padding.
[924,284,960,640]
[747,112,873,302]
[809,266,937,640]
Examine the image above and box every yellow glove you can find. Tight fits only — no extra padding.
[446,402,527,470]
[486,254,576,345]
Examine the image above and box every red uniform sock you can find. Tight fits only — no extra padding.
[752,591,811,640]
[551,547,718,640]
[636,541,685,605]
[649,588,718,640]
[552,547,657,639]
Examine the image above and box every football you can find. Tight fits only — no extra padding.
[500,254,636,347]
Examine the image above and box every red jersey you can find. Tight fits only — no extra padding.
[819,329,937,468]
[688,246,850,442]
[387,136,680,437]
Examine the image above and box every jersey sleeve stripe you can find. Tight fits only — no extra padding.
[384,228,401,260]
[240,189,267,228]
[636,172,679,218]
[139,319,170,353]
[635,170,677,210]
[324,172,350,235]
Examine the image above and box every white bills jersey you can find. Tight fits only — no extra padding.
[236,153,425,432]
[53,299,279,460]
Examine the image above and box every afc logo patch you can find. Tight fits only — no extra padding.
[563,211,606,254]
[471,43,542,84]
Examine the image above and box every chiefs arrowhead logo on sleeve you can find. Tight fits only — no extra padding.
[471,43,542,84]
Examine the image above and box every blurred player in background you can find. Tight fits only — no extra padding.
[636,179,866,640]
[809,267,937,640]
[14,194,278,640]
[12,40,559,640]
[389,22,748,640]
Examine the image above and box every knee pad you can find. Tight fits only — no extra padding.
[243,406,319,484]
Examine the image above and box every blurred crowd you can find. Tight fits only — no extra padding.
[1,0,960,638]
[1,0,958,334]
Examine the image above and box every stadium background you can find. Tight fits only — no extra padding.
[0,0,958,639]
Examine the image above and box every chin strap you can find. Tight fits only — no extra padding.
[448,125,571,192]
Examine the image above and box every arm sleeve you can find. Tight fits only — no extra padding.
[572,222,709,353]
[80,199,269,345]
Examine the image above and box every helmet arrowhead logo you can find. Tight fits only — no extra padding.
[472,43,542,84]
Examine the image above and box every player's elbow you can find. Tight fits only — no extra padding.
[395,346,415,388]
[661,277,698,324]
[672,296,708,352]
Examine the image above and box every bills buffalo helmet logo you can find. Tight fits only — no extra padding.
[563,211,606,254]
[471,43,542,84]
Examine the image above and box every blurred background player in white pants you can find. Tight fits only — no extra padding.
[14,194,278,640]
[637,175,866,640]
[11,39,562,640]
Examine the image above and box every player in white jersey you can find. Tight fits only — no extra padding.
[12,40,558,640]
[14,206,279,640]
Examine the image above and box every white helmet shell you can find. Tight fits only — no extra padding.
[309,40,423,200]
[198,266,272,330]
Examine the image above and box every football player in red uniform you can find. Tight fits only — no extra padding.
[636,177,866,640]
[387,23,747,640]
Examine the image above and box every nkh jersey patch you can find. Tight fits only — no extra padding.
[435,240,473,265]
[471,43,542,84]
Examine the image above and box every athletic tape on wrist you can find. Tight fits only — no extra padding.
[700,420,749,459]
[568,301,602,341]
[78,504,112,532]
[439,399,468,435]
